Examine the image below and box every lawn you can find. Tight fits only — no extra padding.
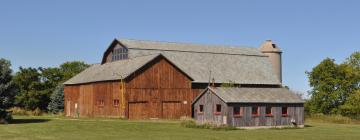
[1,116,360,140]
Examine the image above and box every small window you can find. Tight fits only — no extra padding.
[252,106,259,116]
[198,105,204,113]
[214,104,221,115]
[112,47,129,61]
[113,99,120,106]
[233,106,242,117]
[266,106,273,116]
[216,104,221,112]
[282,107,288,116]
[97,100,105,106]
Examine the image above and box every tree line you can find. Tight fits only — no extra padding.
[306,52,360,118]
[0,58,89,123]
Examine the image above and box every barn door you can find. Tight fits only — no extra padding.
[162,101,182,119]
[128,102,148,119]
[66,101,71,116]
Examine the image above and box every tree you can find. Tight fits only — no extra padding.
[47,85,64,113]
[306,52,360,115]
[0,58,18,124]
[13,61,89,112]
[340,90,360,118]
[339,52,360,118]
[13,67,47,110]
[59,61,89,82]
[306,58,340,114]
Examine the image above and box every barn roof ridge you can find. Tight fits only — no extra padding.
[116,38,267,57]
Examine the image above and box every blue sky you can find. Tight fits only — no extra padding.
[0,0,359,94]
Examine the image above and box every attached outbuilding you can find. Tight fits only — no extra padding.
[192,87,305,128]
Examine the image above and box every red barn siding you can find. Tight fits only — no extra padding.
[125,57,199,119]
[64,57,203,119]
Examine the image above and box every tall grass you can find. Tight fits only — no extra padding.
[306,114,360,124]
[8,107,43,116]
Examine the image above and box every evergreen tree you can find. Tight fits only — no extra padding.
[0,58,18,124]
[47,85,64,113]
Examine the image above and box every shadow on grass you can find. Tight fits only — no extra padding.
[304,124,313,128]
[10,119,51,124]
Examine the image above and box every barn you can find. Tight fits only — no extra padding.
[63,38,302,121]
[192,87,304,127]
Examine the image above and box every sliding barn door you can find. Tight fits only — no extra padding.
[128,102,148,119]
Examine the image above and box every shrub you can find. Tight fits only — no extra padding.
[8,107,27,115]
[30,108,42,116]
[8,107,43,116]
[180,118,237,131]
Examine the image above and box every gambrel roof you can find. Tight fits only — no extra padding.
[64,39,281,85]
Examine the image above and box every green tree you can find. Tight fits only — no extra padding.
[13,67,47,110]
[339,90,360,118]
[47,85,64,113]
[59,61,89,82]
[0,58,18,124]
[13,61,89,112]
[307,52,360,115]
[339,52,360,118]
[306,58,342,114]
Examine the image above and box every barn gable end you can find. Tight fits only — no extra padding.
[125,55,200,119]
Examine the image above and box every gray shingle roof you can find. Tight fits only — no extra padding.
[118,39,265,56]
[208,87,304,103]
[64,54,164,84]
[64,39,281,85]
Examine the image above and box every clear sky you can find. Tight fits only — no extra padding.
[0,0,359,95]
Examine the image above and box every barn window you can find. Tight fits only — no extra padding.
[198,105,204,113]
[266,106,273,117]
[113,99,120,106]
[233,106,242,117]
[252,106,259,117]
[97,100,105,107]
[112,47,128,61]
[282,107,288,116]
[214,104,221,115]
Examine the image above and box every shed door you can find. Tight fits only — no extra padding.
[162,101,182,119]
[128,102,148,120]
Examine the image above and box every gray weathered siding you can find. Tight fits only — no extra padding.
[226,103,304,127]
[193,90,304,127]
[193,90,228,125]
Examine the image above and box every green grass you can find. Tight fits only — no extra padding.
[1,116,360,140]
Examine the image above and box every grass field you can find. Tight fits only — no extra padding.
[1,116,360,140]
